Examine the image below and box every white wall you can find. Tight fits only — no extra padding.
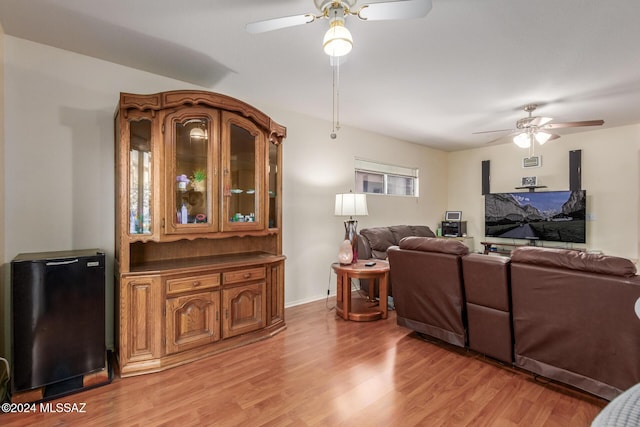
[1,36,205,356]
[271,107,448,305]
[0,36,447,356]
[448,125,640,259]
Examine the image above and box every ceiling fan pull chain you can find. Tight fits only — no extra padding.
[336,57,341,132]
[529,137,535,157]
[331,59,336,134]
[330,56,341,137]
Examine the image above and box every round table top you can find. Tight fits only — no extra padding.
[331,259,389,274]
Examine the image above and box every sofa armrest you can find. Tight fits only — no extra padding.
[357,233,373,260]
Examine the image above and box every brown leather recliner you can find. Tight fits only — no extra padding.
[388,236,469,347]
[510,246,640,400]
[462,253,513,363]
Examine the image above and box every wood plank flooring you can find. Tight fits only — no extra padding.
[1,297,606,426]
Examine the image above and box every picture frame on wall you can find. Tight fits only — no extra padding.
[521,176,538,187]
[522,156,542,168]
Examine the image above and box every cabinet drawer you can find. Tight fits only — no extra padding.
[223,267,266,285]
[166,273,220,295]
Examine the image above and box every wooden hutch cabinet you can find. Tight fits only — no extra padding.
[114,90,286,377]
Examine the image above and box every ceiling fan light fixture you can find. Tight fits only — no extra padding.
[323,19,353,57]
[535,131,552,145]
[513,133,531,148]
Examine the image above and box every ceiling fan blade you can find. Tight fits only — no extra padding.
[528,116,553,127]
[485,132,518,145]
[543,120,605,129]
[246,13,316,34]
[357,0,433,21]
[472,128,514,135]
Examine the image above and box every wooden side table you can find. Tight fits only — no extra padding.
[331,260,389,321]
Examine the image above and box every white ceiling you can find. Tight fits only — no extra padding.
[1,0,639,151]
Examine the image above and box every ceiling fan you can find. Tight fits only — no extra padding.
[246,0,433,57]
[474,104,605,149]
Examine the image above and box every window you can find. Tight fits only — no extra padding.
[355,158,418,197]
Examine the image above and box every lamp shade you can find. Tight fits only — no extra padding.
[323,21,353,57]
[335,193,368,217]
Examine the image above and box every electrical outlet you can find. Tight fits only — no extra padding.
[586,213,596,221]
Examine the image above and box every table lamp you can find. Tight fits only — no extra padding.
[335,191,368,263]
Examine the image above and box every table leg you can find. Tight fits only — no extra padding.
[367,278,375,302]
[336,272,343,306]
[379,272,389,320]
[341,272,350,321]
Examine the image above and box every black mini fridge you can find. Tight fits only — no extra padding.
[11,249,106,395]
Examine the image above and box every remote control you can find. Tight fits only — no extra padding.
[364,261,376,267]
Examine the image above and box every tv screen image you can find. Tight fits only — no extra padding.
[484,190,586,243]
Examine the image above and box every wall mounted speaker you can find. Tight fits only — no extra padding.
[569,150,582,191]
[482,160,490,195]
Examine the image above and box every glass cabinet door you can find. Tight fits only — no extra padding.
[268,142,280,229]
[221,112,264,231]
[129,118,153,236]
[164,108,219,234]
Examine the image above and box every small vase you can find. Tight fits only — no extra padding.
[192,181,206,192]
[338,240,353,265]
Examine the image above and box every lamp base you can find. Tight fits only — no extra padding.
[344,219,359,263]
[337,239,353,265]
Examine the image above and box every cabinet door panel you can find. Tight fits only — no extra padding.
[268,141,281,230]
[268,261,285,326]
[120,276,162,364]
[127,118,153,236]
[166,290,220,354]
[221,112,265,231]
[120,110,162,246]
[164,108,220,235]
[222,282,266,338]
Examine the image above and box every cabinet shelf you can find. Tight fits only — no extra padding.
[128,252,285,275]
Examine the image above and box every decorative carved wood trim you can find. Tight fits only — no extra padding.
[119,90,286,141]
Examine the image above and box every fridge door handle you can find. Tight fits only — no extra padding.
[46,259,79,266]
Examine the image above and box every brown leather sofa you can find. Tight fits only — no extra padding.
[357,225,435,296]
[388,240,640,400]
[387,237,469,347]
[510,246,640,400]
[358,225,436,260]
[462,253,513,364]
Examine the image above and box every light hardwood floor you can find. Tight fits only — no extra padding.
[2,297,606,426]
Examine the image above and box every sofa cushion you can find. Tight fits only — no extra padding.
[463,253,511,311]
[359,225,437,261]
[511,246,637,277]
[409,225,436,238]
[360,227,396,259]
[389,225,415,243]
[399,236,469,256]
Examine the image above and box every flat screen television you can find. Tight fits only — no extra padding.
[484,190,586,243]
